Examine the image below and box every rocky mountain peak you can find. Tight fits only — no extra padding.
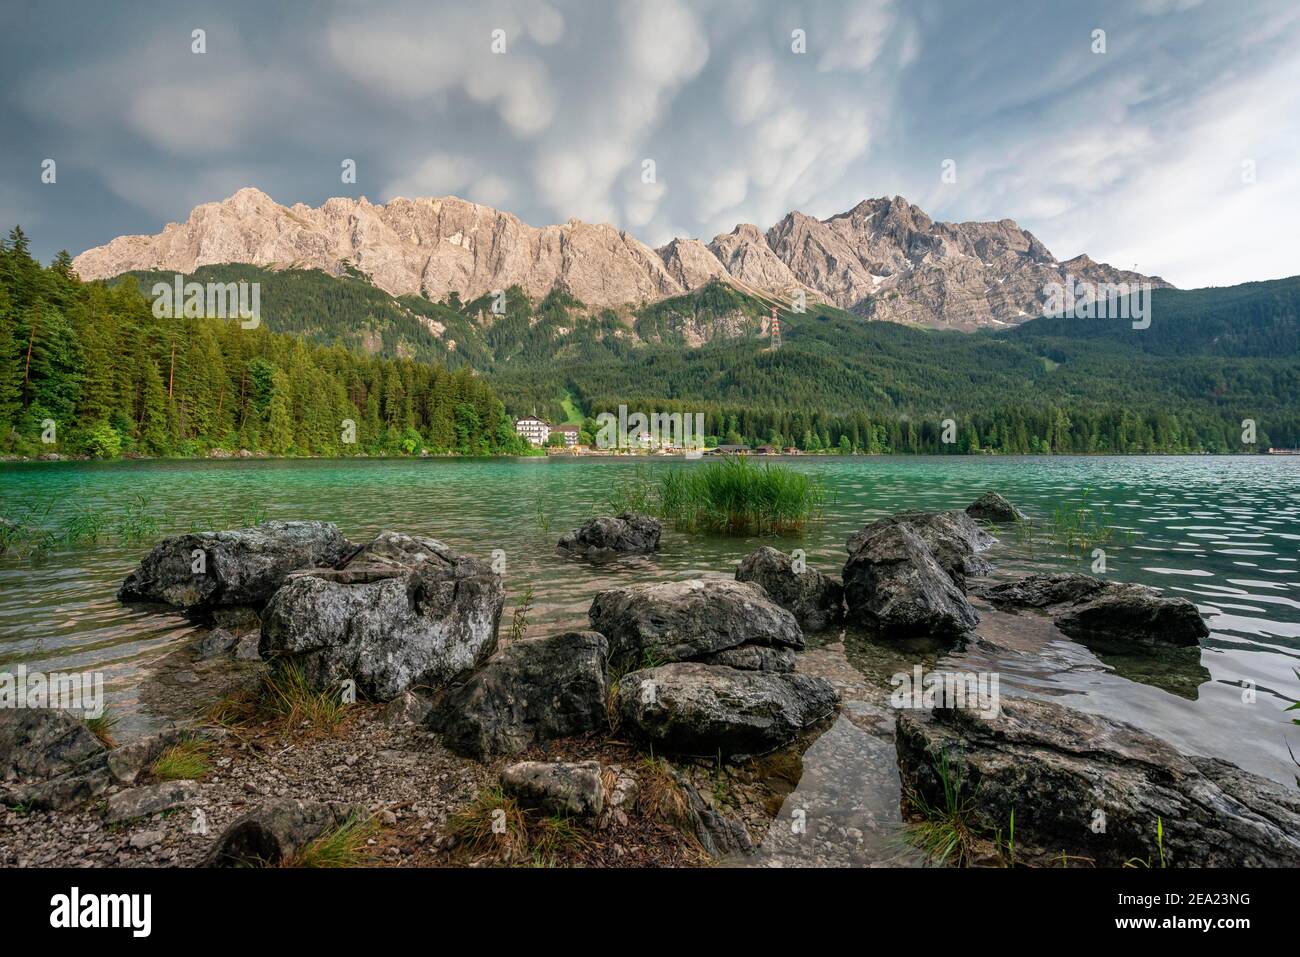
[72,188,1171,329]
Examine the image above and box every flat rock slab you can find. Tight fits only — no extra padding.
[616,662,839,759]
[0,708,106,781]
[501,761,605,817]
[104,781,201,825]
[590,578,803,672]
[896,697,1300,867]
[260,531,504,700]
[118,520,351,610]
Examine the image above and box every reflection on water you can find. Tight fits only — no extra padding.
[2,455,1299,861]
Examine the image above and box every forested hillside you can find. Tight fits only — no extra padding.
[8,227,1298,458]
[0,228,530,459]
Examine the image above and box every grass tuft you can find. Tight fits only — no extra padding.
[207,660,352,735]
[634,756,690,827]
[902,750,981,867]
[284,813,383,868]
[604,458,824,536]
[446,787,531,863]
[83,710,120,748]
[150,739,214,781]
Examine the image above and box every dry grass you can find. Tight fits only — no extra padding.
[445,787,593,867]
[634,756,690,827]
[207,660,353,736]
[83,710,120,748]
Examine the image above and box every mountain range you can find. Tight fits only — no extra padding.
[73,188,1170,331]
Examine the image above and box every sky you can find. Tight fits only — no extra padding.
[1,0,1297,288]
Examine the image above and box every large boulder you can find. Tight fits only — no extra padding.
[201,799,355,867]
[965,492,1025,523]
[118,520,352,610]
[259,531,503,700]
[557,512,661,559]
[896,698,1300,867]
[615,662,839,759]
[981,573,1207,649]
[589,578,803,672]
[842,522,979,638]
[432,631,608,759]
[735,546,843,632]
[501,761,605,817]
[848,510,995,585]
[0,708,106,782]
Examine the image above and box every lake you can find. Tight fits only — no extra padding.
[2,454,1298,862]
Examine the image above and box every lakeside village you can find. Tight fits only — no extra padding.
[513,406,804,457]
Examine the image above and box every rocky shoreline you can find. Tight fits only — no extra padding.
[3,493,1297,868]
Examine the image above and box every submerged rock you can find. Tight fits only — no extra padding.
[848,510,995,585]
[615,662,839,759]
[842,521,980,638]
[118,520,352,611]
[557,511,661,559]
[259,531,504,700]
[201,799,354,867]
[589,578,803,672]
[432,631,608,759]
[981,573,1207,649]
[980,573,1103,609]
[965,491,1025,524]
[896,697,1300,867]
[735,546,843,632]
[501,760,605,817]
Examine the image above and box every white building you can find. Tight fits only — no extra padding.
[552,425,580,447]
[514,416,550,446]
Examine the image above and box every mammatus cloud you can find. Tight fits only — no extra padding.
[3,0,1297,287]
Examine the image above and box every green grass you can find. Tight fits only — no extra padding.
[558,391,584,425]
[902,750,981,867]
[1046,488,1132,551]
[605,458,824,535]
[507,585,534,643]
[1124,816,1168,868]
[285,813,383,868]
[150,739,214,781]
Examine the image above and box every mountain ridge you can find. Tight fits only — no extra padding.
[72,187,1170,331]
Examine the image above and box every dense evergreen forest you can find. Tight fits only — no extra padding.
[5,225,1297,459]
[0,228,532,458]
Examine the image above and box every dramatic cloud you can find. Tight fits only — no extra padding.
[1,0,1297,287]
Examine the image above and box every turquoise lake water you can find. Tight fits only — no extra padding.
[2,455,1298,804]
